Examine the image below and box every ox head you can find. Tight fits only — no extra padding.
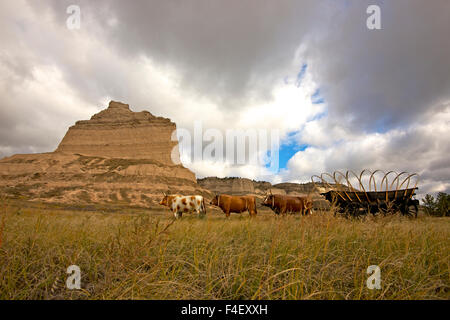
[210,194,219,206]
[159,192,169,207]
[262,190,274,207]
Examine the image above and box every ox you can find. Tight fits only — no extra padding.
[159,193,206,219]
[210,194,257,217]
[262,192,313,215]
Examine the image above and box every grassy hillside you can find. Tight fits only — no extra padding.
[0,199,448,299]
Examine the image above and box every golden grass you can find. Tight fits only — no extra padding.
[0,199,448,300]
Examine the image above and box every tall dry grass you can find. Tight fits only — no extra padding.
[0,199,448,299]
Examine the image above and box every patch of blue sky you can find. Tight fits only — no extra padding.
[311,88,325,104]
[295,63,308,87]
[278,142,308,169]
[274,131,309,170]
[308,110,328,122]
[372,115,391,134]
[264,134,307,171]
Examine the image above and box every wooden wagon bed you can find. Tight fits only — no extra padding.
[321,188,419,217]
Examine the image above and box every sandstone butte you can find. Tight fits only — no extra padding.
[0,101,208,207]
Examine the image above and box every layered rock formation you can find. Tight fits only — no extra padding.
[0,101,208,207]
[197,177,320,196]
[56,101,179,163]
[197,177,271,195]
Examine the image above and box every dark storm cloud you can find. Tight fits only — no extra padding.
[26,0,322,110]
[301,0,450,132]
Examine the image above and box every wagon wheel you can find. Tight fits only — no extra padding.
[407,204,418,218]
[336,206,348,218]
[401,203,418,218]
[333,203,350,218]
[348,206,358,217]
[348,202,368,218]
[356,203,369,217]
[379,201,395,216]
[369,204,380,216]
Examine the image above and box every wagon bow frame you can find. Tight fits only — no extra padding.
[311,170,420,217]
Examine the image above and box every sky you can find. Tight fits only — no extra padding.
[0,0,449,197]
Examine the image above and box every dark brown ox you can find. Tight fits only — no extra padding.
[210,194,257,217]
[262,193,313,215]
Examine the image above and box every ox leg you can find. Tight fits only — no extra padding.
[174,211,182,219]
[197,208,205,218]
[200,203,207,216]
[223,204,231,218]
[201,199,207,216]
[252,205,258,217]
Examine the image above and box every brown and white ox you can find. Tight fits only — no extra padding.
[262,192,313,215]
[159,193,206,219]
[210,194,257,217]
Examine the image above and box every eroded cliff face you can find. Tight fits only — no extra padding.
[197,177,321,196]
[197,177,271,195]
[0,101,208,207]
[56,101,180,164]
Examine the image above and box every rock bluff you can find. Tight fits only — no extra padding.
[56,101,179,163]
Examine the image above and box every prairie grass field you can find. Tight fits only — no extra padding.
[0,199,449,300]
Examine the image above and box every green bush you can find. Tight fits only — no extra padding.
[422,192,449,217]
